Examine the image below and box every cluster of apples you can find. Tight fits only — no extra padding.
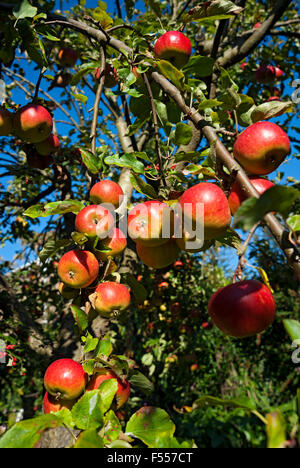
[208,121,290,338]
[0,102,60,169]
[43,358,130,414]
[57,179,131,318]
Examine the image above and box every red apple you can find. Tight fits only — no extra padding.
[95,227,127,260]
[154,31,192,69]
[127,200,173,247]
[94,281,131,318]
[94,64,119,88]
[208,280,276,338]
[267,96,281,102]
[57,249,99,289]
[44,358,87,400]
[90,180,124,209]
[57,47,78,67]
[233,121,290,175]
[136,238,180,269]
[228,176,275,215]
[240,62,248,70]
[254,22,261,28]
[35,133,61,156]
[0,107,13,136]
[86,368,130,409]
[75,205,114,239]
[178,183,231,240]
[255,65,284,83]
[13,104,53,143]
[43,392,76,414]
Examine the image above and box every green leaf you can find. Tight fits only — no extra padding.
[197,99,223,111]
[97,379,118,413]
[193,395,256,411]
[0,412,68,448]
[44,200,85,216]
[70,92,88,105]
[234,186,300,231]
[71,231,89,246]
[95,334,113,357]
[73,428,104,448]
[71,390,104,430]
[251,101,294,123]
[266,410,287,449]
[84,333,99,353]
[126,407,175,447]
[104,154,145,174]
[237,94,256,127]
[93,6,114,29]
[13,0,37,21]
[216,228,241,252]
[129,371,154,396]
[71,64,97,86]
[122,273,147,304]
[71,304,89,332]
[157,60,185,92]
[102,410,121,445]
[183,55,215,77]
[23,204,43,218]
[130,173,158,199]
[174,122,193,146]
[39,238,72,263]
[182,0,243,24]
[283,319,300,341]
[287,214,300,232]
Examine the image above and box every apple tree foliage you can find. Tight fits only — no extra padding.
[0,0,299,448]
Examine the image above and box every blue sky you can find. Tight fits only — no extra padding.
[0,0,299,276]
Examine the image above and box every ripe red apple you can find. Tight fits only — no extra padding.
[233,121,290,175]
[0,107,13,136]
[75,205,114,239]
[154,31,192,69]
[90,180,124,209]
[127,200,173,247]
[254,22,261,28]
[95,227,127,260]
[94,281,131,318]
[43,392,76,414]
[94,64,119,88]
[57,249,99,289]
[58,282,80,299]
[13,103,53,143]
[57,47,78,67]
[240,62,248,70]
[178,183,231,240]
[208,280,276,338]
[86,368,130,409]
[35,133,61,156]
[136,238,180,269]
[228,176,275,215]
[255,65,284,83]
[44,358,87,400]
